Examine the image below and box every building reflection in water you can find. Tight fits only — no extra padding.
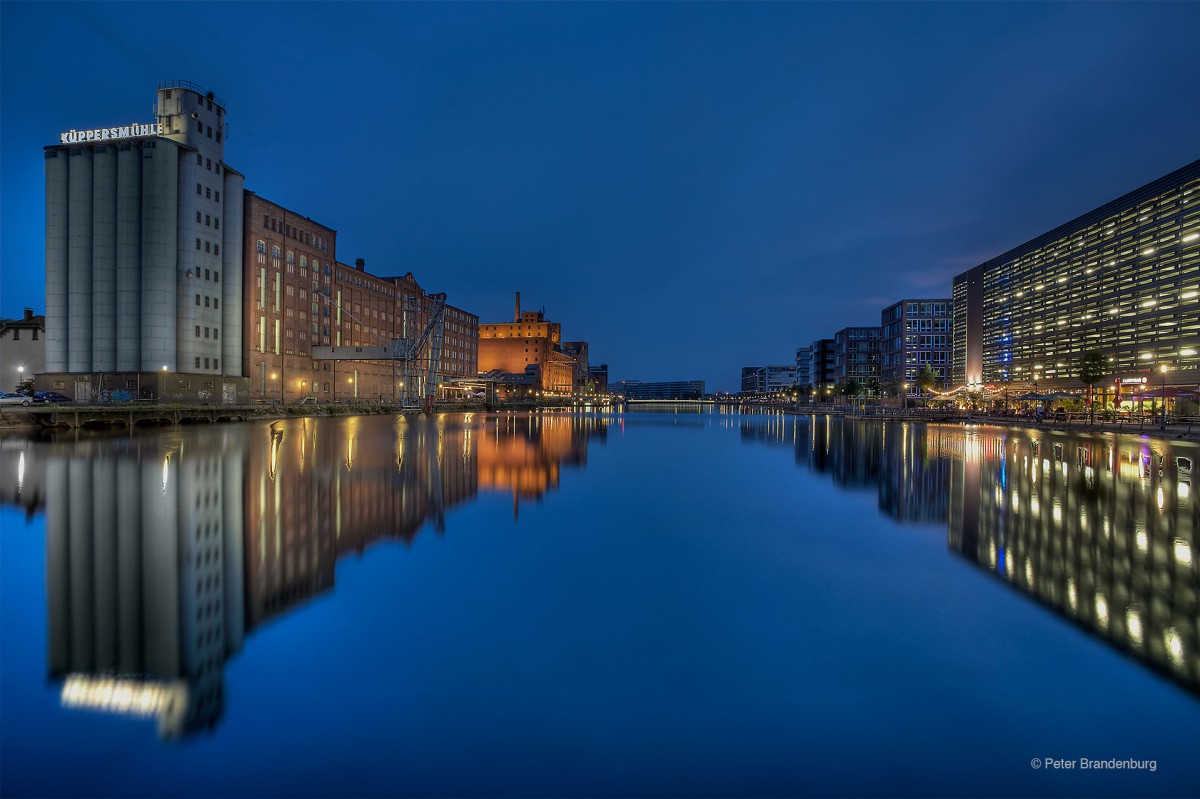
[950,428,1198,695]
[0,412,607,738]
[742,414,1198,695]
[743,413,955,525]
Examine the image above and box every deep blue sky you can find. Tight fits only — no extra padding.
[2,2,1199,391]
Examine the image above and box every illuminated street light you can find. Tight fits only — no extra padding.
[1160,364,1168,430]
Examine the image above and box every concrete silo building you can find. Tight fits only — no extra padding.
[41,82,248,403]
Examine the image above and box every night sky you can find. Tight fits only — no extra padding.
[2,3,1198,391]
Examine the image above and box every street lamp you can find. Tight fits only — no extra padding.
[1160,364,1168,430]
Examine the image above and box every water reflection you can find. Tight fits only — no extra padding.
[949,428,1198,695]
[742,414,1199,696]
[0,413,606,738]
[742,414,955,525]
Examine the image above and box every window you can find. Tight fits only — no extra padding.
[205,215,211,226]
[205,187,211,199]
[205,296,210,307]
[215,191,220,202]
[196,238,201,250]
[204,241,210,253]
[204,357,210,368]
[214,219,219,230]
[206,158,211,170]
[214,271,219,283]
[205,269,210,280]
[214,329,218,340]
[195,356,201,368]
[196,120,203,133]
[257,240,266,254]
[206,125,212,138]
[195,294,200,306]
[196,211,202,223]
[204,327,209,339]
[196,153,202,165]
[195,325,200,337]
[197,183,202,195]
[214,298,219,309]
[214,358,219,369]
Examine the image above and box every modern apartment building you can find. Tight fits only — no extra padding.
[809,338,836,398]
[740,365,796,394]
[832,327,882,387]
[794,345,813,392]
[881,298,952,398]
[952,160,1200,389]
[42,81,247,402]
[611,380,705,400]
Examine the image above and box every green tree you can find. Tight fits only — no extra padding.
[1078,350,1107,423]
[916,364,938,408]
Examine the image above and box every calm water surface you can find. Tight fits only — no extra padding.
[1,410,1197,798]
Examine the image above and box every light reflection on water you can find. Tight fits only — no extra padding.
[741,414,1198,695]
[0,409,1197,797]
[0,413,607,739]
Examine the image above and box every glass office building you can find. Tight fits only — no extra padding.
[954,160,1200,388]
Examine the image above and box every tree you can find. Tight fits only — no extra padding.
[1078,350,1107,423]
[839,379,861,399]
[916,364,938,408]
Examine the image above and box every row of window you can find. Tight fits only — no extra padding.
[193,119,221,143]
[195,238,221,256]
[193,356,220,369]
[193,325,220,340]
[194,153,223,174]
[262,215,330,252]
[195,211,220,230]
[190,268,219,283]
[194,294,220,309]
[195,183,221,202]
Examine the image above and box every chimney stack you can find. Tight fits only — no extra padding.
[515,291,521,323]
[23,308,33,321]
[355,258,365,272]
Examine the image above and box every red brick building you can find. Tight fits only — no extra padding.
[478,295,577,394]
[242,193,477,403]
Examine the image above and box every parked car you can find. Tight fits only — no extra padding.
[32,391,72,404]
[0,392,32,406]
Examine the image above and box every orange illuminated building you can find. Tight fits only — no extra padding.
[478,292,578,394]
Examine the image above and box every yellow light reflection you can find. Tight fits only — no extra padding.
[1095,593,1109,628]
[1164,629,1185,668]
[1175,539,1193,566]
[1126,609,1144,645]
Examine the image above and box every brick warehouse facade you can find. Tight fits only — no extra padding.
[478,304,576,394]
[242,193,477,403]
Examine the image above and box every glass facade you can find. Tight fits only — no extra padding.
[958,161,1200,388]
